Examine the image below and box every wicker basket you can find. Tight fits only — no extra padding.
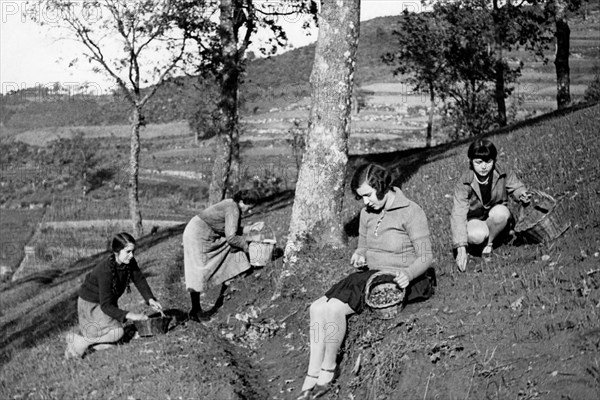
[514,190,571,244]
[364,272,405,320]
[134,313,172,337]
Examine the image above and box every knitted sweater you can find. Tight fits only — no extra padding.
[354,187,434,281]
[78,255,155,322]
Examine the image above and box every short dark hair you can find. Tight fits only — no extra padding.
[232,189,259,205]
[350,163,392,200]
[468,138,497,162]
[111,232,136,253]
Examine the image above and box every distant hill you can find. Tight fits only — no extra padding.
[1,11,598,132]
[0,16,413,131]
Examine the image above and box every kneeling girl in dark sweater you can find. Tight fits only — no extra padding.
[65,232,162,358]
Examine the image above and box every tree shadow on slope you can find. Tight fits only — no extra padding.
[0,289,78,365]
[351,101,598,184]
[0,225,188,366]
[0,190,296,366]
[343,102,598,237]
[245,189,296,218]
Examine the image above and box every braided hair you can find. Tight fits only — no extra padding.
[109,232,135,295]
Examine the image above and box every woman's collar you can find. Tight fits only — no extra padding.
[463,163,506,184]
[386,187,410,210]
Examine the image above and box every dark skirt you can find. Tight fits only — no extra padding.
[324,268,437,314]
[467,204,515,223]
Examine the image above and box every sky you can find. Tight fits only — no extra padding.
[0,1,423,94]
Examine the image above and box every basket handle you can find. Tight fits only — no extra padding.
[534,190,558,212]
[246,223,276,243]
[518,189,557,221]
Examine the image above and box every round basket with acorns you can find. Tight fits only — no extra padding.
[364,271,405,320]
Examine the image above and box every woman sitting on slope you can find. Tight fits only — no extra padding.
[296,163,436,399]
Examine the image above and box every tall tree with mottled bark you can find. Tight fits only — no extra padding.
[282,0,361,272]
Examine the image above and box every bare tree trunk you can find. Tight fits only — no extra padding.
[129,107,143,237]
[426,83,434,148]
[283,0,361,270]
[493,0,507,126]
[229,114,240,191]
[494,52,507,125]
[208,0,241,204]
[555,0,571,110]
[209,133,233,204]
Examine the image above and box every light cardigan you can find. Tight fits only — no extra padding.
[354,187,433,281]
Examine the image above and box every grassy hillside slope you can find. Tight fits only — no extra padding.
[1,104,598,399]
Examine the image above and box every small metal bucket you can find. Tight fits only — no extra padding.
[134,313,172,337]
[248,239,276,267]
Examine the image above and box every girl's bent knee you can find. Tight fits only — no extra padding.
[468,232,487,245]
[467,220,488,244]
[108,327,125,343]
[467,227,488,244]
[310,299,328,318]
[489,205,510,221]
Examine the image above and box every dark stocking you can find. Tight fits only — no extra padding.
[188,292,210,322]
[190,292,202,313]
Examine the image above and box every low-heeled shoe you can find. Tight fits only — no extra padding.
[311,383,334,399]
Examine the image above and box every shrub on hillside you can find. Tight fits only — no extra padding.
[188,108,220,141]
[441,90,498,138]
[584,73,600,102]
[140,180,208,205]
[230,169,284,202]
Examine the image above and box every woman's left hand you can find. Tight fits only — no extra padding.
[149,299,163,312]
[519,192,532,204]
[394,271,410,289]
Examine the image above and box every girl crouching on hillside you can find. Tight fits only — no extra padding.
[65,232,162,358]
[451,138,531,271]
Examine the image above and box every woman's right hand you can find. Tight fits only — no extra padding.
[455,246,468,272]
[126,312,148,321]
[350,252,367,269]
